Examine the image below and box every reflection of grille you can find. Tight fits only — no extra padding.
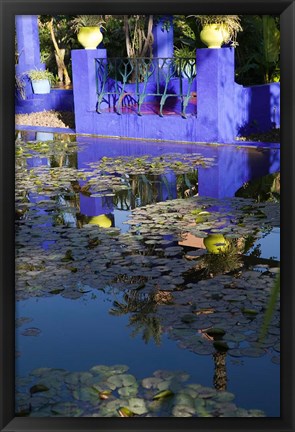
[95,57,197,118]
[213,351,227,391]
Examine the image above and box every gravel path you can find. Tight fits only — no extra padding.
[15,110,75,130]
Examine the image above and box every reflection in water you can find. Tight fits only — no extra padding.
[109,288,229,392]
[213,352,227,391]
[15,131,280,416]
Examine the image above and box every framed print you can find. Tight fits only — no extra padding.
[1,0,294,431]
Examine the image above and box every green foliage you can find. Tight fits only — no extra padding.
[189,15,243,46]
[33,14,280,87]
[38,16,78,80]
[173,15,202,50]
[235,172,280,203]
[235,15,280,84]
[103,16,126,57]
[70,15,106,33]
[26,68,55,83]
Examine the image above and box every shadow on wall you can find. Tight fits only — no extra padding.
[236,82,280,137]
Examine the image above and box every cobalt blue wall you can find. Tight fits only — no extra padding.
[71,48,238,143]
[235,82,280,136]
[15,89,74,114]
[71,47,280,143]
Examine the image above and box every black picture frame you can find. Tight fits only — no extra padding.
[1,0,294,431]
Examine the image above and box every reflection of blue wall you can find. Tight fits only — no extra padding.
[198,145,280,198]
[79,194,113,217]
[76,135,280,200]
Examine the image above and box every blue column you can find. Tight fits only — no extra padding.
[71,49,107,133]
[152,16,174,58]
[196,48,236,142]
[15,15,44,74]
[15,15,45,99]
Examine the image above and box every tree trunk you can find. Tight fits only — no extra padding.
[48,18,71,86]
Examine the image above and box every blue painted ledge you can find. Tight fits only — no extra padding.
[15,124,280,150]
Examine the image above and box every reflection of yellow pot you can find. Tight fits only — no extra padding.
[77,27,103,49]
[200,24,230,48]
[203,234,229,254]
[89,214,112,228]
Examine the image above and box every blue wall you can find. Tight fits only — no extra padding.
[70,47,280,143]
[235,82,280,136]
[15,89,74,114]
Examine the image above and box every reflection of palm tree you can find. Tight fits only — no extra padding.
[213,352,227,391]
[109,290,162,345]
[113,174,165,210]
[129,313,162,346]
[176,170,198,198]
[201,240,242,276]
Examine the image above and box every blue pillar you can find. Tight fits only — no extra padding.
[152,16,174,58]
[15,15,45,99]
[15,15,44,74]
[71,49,107,134]
[196,48,236,142]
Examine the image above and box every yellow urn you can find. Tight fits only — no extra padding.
[200,24,230,48]
[203,233,229,254]
[88,214,112,228]
[77,27,103,49]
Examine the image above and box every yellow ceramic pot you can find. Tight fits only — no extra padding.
[88,214,112,228]
[203,233,229,254]
[77,27,103,49]
[200,24,230,49]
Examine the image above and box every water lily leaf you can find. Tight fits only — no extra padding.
[99,390,112,400]
[142,377,163,389]
[21,327,41,337]
[213,391,235,402]
[181,314,197,324]
[174,392,195,408]
[49,289,65,295]
[117,406,135,417]
[30,384,49,395]
[205,328,226,337]
[213,340,229,352]
[51,402,83,416]
[242,308,259,316]
[152,389,174,400]
[128,398,148,415]
[172,404,196,417]
[240,347,266,357]
[118,386,138,397]
[15,317,33,328]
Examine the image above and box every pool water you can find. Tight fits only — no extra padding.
[15,132,280,417]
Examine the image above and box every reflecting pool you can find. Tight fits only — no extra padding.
[15,131,280,417]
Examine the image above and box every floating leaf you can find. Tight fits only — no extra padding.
[205,328,226,337]
[49,289,65,295]
[181,314,197,324]
[117,406,135,417]
[213,340,229,352]
[21,327,41,337]
[242,308,259,316]
[30,384,49,395]
[152,389,174,400]
[99,390,112,400]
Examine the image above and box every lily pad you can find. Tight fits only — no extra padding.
[30,384,49,395]
[21,327,41,337]
[152,389,174,400]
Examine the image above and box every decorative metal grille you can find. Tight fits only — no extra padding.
[95,57,196,118]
